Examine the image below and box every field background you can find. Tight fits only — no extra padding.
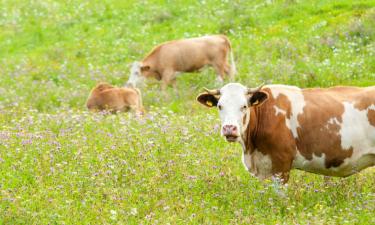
[0,0,374,224]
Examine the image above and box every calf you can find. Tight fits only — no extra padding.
[197,83,375,183]
[127,35,236,90]
[86,82,144,114]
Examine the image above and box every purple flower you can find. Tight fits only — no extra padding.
[213,124,220,132]
[21,139,32,145]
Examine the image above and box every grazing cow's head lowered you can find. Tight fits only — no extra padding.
[127,62,144,87]
[197,83,268,142]
[127,62,160,87]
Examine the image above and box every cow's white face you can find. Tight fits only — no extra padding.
[197,83,268,143]
[127,62,144,87]
[217,84,249,142]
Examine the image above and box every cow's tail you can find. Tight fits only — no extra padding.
[221,35,236,80]
[229,47,236,80]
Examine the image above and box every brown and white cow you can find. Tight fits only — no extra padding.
[126,35,236,90]
[86,82,144,114]
[197,83,375,183]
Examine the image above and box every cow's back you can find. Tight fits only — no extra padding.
[145,35,230,72]
[87,85,124,111]
[86,83,113,110]
[118,88,140,106]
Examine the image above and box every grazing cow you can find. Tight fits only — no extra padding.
[126,35,236,90]
[86,82,144,114]
[197,83,375,183]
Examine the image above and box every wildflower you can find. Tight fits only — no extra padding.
[110,210,117,220]
[21,139,32,145]
[187,175,197,180]
[130,208,138,216]
[213,124,220,132]
[145,212,154,220]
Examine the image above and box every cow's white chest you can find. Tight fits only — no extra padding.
[242,149,273,180]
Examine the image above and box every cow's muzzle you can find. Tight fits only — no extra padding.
[222,125,239,142]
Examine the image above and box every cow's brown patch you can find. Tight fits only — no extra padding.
[368,109,375,127]
[353,87,375,110]
[296,89,353,169]
[245,88,296,182]
[242,112,248,125]
[352,87,375,127]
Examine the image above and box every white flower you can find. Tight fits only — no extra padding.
[130,208,138,216]
[110,210,117,220]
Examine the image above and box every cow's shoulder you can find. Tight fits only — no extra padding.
[262,85,306,139]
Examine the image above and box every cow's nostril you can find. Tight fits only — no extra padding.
[223,125,238,136]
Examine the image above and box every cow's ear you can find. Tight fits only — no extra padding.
[196,93,219,108]
[249,91,269,107]
[140,65,150,72]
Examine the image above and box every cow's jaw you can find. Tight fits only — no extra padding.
[217,83,250,143]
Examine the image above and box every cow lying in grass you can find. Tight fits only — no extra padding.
[197,83,375,183]
[86,82,144,114]
[127,35,236,91]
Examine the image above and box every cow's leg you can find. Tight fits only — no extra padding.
[170,78,179,97]
[223,62,233,81]
[268,161,291,197]
[213,50,232,82]
[160,70,176,95]
[161,81,168,92]
[212,64,225,83]
[271,158,293,184]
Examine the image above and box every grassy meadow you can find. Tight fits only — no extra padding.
[0,0,375,224]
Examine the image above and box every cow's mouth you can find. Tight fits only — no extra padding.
[225,135,238,142]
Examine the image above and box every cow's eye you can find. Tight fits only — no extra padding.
[242,105,247,110]
[218,105,222,110]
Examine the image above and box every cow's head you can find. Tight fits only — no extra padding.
[127,62,161,87]
[197,83,268,142]
[126,62,144,87]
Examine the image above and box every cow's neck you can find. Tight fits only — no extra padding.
[142,58,154,68]
[242,107,259,154]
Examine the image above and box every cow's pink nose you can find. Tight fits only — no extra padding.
[222,125,238,136]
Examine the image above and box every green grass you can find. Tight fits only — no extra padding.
[0,0,374,224]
